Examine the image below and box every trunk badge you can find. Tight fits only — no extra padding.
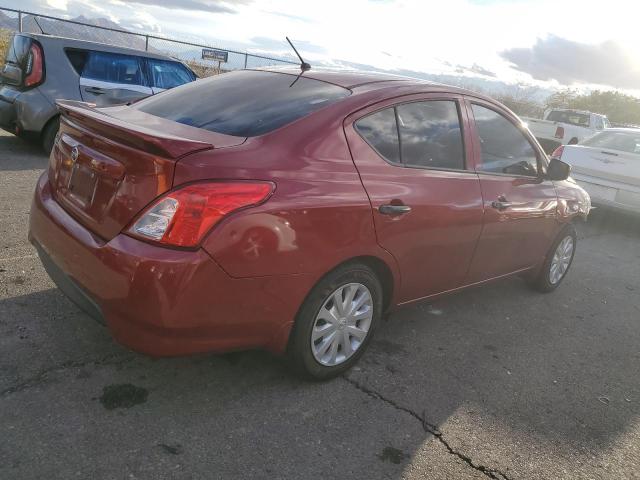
[71,146,79,162]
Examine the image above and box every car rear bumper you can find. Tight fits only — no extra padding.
[0,93,17,132]
[572,174,640,214]
[29,172,313,356]
[0,86,56,134]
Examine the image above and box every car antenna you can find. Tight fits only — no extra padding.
[32,16,48,35]
[286,36,311,72]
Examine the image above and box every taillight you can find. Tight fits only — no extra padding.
[24,42,44,87]
[127,181,274,248]
[551,145,564,158]
[554,126,564,139]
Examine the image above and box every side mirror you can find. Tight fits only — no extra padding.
[547,158,571,181]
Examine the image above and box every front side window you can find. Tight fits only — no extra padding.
[472,104,539,177]
[82,51,143,85]
[355,100,465,170]
[147,59,194,89]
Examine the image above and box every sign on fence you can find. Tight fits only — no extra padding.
[202,49,228,63]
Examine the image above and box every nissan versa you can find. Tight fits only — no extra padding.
[28,68,591,379]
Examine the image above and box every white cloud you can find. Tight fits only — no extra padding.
[7,0,640,91]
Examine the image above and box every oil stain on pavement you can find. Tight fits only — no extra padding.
[99,383,148,410]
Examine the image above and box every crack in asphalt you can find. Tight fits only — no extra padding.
[0,353,136,396]
[343,375,513,480]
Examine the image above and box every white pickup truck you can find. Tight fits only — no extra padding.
[523,109,610,154]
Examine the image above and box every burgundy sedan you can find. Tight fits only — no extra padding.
[29,69,590,379]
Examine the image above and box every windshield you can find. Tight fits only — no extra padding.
[581,131,640,154]
[546,110,591,127]
[135,70,351,137]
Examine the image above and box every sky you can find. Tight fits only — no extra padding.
[4,0,640,94]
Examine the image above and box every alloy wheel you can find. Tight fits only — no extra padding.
[549,236,574,285]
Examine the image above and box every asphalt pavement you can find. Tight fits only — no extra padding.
[1,130,639,479]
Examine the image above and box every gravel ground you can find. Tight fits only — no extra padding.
[1,130,639,479]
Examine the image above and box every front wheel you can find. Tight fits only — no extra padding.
[288,263,383,380]
[529,224,577,293]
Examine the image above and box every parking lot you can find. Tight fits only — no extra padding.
[0,129,639,479]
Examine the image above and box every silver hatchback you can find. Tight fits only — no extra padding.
[0,33,196,152]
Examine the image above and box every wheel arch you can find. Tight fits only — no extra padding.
[273,254,397,356]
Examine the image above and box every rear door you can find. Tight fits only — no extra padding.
[79,51,152,106]
[345,94,484,304]
[463,99,559,283]
[145,58,195,94]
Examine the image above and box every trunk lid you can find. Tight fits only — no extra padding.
[50,100,246,241]
[561,145,640,187]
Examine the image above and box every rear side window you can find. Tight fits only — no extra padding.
[355,100,465,170]
[147,59,194,89]
[355,108,401,165]
[82,51,143,85]
[65,49,88,75]
[471,104,538,177]
[135,70,350,137]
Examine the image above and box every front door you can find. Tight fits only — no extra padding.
[463,99,560,283]
[344,94,484,304]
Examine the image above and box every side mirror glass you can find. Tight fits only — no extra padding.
[547,158,571,181]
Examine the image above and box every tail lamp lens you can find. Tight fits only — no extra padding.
[24,43,44,87]
[551,145,564,158]
[554,126,565,139]
[128,182,274,247]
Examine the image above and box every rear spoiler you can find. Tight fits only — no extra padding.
[56,100,214,159]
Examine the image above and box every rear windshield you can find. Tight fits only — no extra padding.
[134,70,351,137]
[582,131,640,154]
[546,110,590,128]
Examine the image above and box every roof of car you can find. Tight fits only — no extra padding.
[21,32,178,61]
[602,128,640,133]
[550,108,606,117]
[258,66,488,97]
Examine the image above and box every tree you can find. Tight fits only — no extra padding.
[545,89,640,126]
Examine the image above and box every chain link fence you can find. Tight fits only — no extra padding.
[0,7,297,77]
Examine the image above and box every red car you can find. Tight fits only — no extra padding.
[29,69,590,379]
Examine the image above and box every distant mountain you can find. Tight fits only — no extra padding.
[0,11,148,52]
[0,10,553,101]
[0,10,18,30]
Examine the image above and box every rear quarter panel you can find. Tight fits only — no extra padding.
[174,104,400,287]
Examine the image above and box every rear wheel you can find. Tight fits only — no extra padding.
[529,224,577,292]
[288,263,383,380]
[41,116,60,154]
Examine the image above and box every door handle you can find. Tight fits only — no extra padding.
[379,204,412,216]
[84,87,105,95]
[491,196,512,211]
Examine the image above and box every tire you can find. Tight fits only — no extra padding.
[41,116,60,154]
[287,263,383,380]
[529,224,577,293]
